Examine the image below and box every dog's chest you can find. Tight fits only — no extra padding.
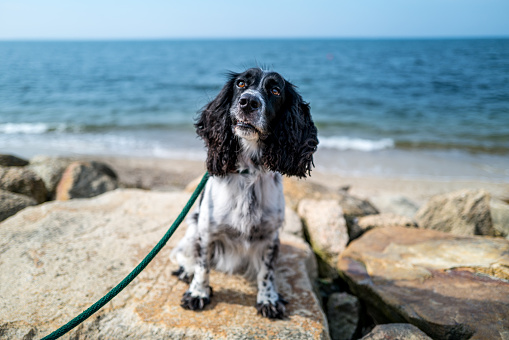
[211,172,284,234]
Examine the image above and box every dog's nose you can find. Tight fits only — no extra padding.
[239,93,261,111]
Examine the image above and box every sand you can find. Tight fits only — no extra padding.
[88,155,509,207]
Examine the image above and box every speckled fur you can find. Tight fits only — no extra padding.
[170,68,318,319]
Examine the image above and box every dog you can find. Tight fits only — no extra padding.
[170,68,318,319]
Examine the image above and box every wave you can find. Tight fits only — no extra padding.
[319,136,395,152]
[0,122,71,134]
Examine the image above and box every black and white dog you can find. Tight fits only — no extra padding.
[170,68,318,319]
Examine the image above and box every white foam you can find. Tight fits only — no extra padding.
[0,123,50,134]
[319,136,395,152]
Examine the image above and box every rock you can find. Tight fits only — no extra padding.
[29,156,73,199]
[491,198,509,238]
[337,190,379,218]
[360,324,432,340]
[326,292,360,340]
[0,154,29,167]
[0,166,48,203]
[298,199,348,278]
[369,195,419,218]
[282,206,304,238]
[55,161,118,200]
[337,226,509,340]
[415,189,495,236]
[0,189,329,339]
[353,213,417,239]
[283,177,339,210]
[336,190,379,239]
[0,190,37,222]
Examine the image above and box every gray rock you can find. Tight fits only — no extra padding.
[336,190,379,239]
[415,189,495,236]
[327,292,360,340]
[370,195,419,218]
[0,190,37,222]
[490,198,509,238]
[0,154,29,167]
[0,189,329,339]
[29,156,73,199]
[0,166,48,203]
[337,190,379,218]
[282,206,304,238]
[298,199,349,279]
[360,324,432,340]
[337,226,509,340]
[55,161,118,200]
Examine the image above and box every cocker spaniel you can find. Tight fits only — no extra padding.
[171,67,318,319]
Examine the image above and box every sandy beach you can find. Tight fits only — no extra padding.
[87,154,509,207]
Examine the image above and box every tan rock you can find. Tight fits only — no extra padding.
[415,189,495,236]
[360,324,432,340]
[55,161,118,200]
[29,156,73,199]
[490,198,509,238]
[337,226,509,340]
[354,213,417,238]
[283,177,338,210]
[298,199,348,278]
[0,189,329,339]
[0,166,47,203]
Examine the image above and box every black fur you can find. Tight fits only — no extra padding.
[195,68,318,177]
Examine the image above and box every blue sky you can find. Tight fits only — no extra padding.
[1,0,508,40]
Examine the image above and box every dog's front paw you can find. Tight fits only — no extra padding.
[180,286,213,310]
[172,266,193,284]
[256,295,288,319]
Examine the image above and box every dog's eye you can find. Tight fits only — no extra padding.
[271,87,281,96]
[237,80,246,88]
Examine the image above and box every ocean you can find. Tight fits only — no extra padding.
[1,39,508,181]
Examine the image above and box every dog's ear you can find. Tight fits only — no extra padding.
[195,73,240,176]
[262,83,318,178]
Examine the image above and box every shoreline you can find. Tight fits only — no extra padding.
[83,154,509,206]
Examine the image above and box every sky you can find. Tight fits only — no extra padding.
[1,0,508,40]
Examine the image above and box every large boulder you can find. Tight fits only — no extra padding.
[337,226,509,340]
[0,189,329,339]
[29,156,73,199]
[55,161,118,200]
[0,154,29,167]
[0,166,48,203]
[360,324,432,340]
[415,189,496,236]
[298,199,349,278]
[0,190,37,222]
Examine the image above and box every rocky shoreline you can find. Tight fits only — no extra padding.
[1,154,509,339]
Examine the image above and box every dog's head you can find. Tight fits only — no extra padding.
[196,68,318,178]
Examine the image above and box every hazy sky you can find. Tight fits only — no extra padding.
[1,0,508,40]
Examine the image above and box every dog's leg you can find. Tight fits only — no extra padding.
[180,231,213,310]
[255,235,287,319]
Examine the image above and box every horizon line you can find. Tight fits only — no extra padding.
[1,35,508,42]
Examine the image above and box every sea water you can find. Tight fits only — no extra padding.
[1,39,508,180]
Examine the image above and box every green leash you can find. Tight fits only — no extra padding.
[41,172,209,340]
